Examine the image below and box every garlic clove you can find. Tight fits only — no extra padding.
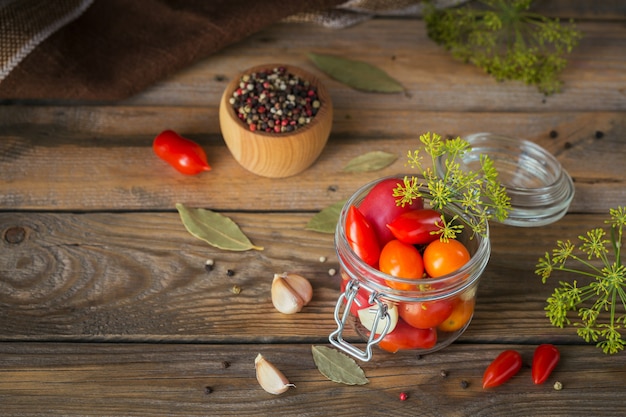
[255,353,295,395]
[271,273,313,314]
[357,302,399,335]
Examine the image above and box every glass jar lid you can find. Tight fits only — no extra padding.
[435,132,575,227]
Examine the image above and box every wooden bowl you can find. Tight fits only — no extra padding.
[219,64,333,178]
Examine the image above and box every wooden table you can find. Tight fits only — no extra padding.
[1,1,625,415]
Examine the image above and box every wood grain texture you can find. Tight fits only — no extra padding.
[1,2,625,416]
[0,212,613,344]
[0,111,623,212]
[1,343,624,417]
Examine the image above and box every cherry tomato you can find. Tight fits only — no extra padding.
[482,350,523,389]
[423,239,470,277]
[377,318,437,353]
[386,209,443,245]
[345,205,381,267]
[358,178,424,245]
[532,344,560,385]
[399,299,454,329]
[378,240,424,290]
[153,130,211,175]
[437,297,475,332]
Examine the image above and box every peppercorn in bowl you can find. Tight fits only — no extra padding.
[219,64,333,178]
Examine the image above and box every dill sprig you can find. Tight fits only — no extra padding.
[393,132,511,240]
[424,0,582,95]
[535,207,626,354]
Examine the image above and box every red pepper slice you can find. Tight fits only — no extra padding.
[482,350,523,389]
[532,344,560,385]
[153,130,211,175]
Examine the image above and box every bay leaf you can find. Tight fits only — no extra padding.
[305,200,345,234]
[309,53,404,93]
[343,151,398,172]
[311,345,369,385]
[175,203,263,251]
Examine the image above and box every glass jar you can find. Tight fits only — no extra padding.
[329,176,491,361]
[436,133,575,227]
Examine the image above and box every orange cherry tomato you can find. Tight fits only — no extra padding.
[378,239,424,290]
[423,239,470,277]
[377,318,437,353]
[399,299,454,329]
[437,297,475,332]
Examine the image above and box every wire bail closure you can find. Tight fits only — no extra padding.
[328,280,391,361]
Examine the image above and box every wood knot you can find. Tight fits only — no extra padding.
[4,226,26,244]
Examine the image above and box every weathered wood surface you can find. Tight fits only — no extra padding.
[1,1,625,416]
[1,343,624,417]
[0,212,615,343]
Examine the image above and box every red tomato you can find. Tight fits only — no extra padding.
[532,344,560,385]
[386,209,443,245]
[358,178,424,245]
[153,130,211,175]
[482,350,523,389]
[377,318,437,353]
[437,297,475,332]
[399,299,454,329]
[378,240,424,290]
[345,205,381,267]
[423,239,470,277]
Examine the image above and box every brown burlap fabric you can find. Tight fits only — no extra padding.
[0,0,345,101]
[0,0,464,101]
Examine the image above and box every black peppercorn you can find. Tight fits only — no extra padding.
[229,67,320,133]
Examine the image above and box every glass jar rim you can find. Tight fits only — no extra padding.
[335,175,491,303]
[435,132,575,227]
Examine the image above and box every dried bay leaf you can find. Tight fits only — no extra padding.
[305,200,345,234]
[176,203,263,251]
[309,53,404,93]
[343,151,398,172]
[311,345,368,385]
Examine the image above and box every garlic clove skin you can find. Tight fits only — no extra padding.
[271,273,313,314]
[255,353,295,395]
[357,302,399,335]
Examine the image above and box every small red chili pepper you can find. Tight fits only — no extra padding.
[532,344,560,385]
[153,130,211,175]
[482,350,523,389]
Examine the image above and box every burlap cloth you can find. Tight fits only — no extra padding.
[0,0,465,101]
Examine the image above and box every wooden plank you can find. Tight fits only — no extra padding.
[124,20,626,111]
[0,342,624,416]
[0,111,623,212]
[1,212,616,345]
[532,0,626,19]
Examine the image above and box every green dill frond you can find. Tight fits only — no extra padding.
[394,132,511,241]
[424,0,582,94]
[536,207,626,354]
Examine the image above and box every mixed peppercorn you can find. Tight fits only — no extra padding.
[228,67,321,134]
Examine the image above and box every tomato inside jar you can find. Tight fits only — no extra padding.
[330,177,491,361]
